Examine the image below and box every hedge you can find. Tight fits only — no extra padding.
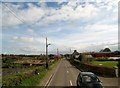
[69,59,116,77]
[80,62,115,77]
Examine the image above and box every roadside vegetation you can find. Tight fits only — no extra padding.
[91,61,118,67]
[2,60,59,87]
[2,54,60,87]
[19,61,58,87]
[67,53,118,77]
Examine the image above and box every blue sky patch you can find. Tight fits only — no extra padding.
[1,1,118,54]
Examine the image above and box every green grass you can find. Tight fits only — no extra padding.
[91,61,118,67]
[74,59,80,63]
[18,60,59,87]
[19,68,47,86]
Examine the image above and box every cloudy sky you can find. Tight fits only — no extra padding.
[1,0,119,54]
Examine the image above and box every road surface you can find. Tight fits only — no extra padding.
[39,58,119,87]
[47,58,80,86]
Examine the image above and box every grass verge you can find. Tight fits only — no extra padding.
[91,61,118,67]
[18,60,59,87]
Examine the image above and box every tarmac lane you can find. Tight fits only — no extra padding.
[38,59,119,88]
[47,59,80,87]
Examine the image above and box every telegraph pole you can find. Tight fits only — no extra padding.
[45,37,51,69]
[46,37,48,69]
[57,48,59,55]
[69,48,72,59]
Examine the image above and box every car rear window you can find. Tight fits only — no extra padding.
[82,75,91,82]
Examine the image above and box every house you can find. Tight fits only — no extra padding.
[80,54,93,63]
[71,50,93,63]
[71,50,80,59]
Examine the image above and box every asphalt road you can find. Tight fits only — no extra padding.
[42,58,119,87]
[47,58,80,86]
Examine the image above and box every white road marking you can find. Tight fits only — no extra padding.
[44,74,53,87]
[46,60,61,87]
[70,80,73,86]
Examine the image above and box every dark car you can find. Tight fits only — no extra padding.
[76,72,103,88]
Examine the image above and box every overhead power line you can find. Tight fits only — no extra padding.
[3,3,26,24]
[2,3,49,38]
[2,3,38,29]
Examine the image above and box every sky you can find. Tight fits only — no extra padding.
[1,0,119,54]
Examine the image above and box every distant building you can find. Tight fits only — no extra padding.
[81,54,93,63]
[114,51,120,55]
[91,52,116,58]
[71,50,80,59]
[71,50,93,63]
[100,48,111,52]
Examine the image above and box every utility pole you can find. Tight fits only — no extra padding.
[57,48,60,60]
[46,37,48,69]
[45,37,51,69]
[57,48,59,55]
[70,48,72,53]
[69,48,72,59]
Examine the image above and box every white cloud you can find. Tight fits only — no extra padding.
[47,22,118,52]
[2,3,45,27]
[28,28,34,33]
[27,28,37,36]
[2,1,119,54]
[19,6,45,23]
[10,35,46,46]
[84,23,118,34]
[20,46,43,53]
[41,2,98,25]
[12,36,34,43]
[2,9,22,27]
[12,36,18,40]
[2,1,102,27]
[2,1,118,28]
[2,35,46,54]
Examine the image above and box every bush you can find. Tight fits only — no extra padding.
[2,64,53,87]
[2,69,38,86]
[69,59,116,77]
[2,75,22,86]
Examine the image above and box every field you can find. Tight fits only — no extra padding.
[91,61,118,67]
[2,54,60,86]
